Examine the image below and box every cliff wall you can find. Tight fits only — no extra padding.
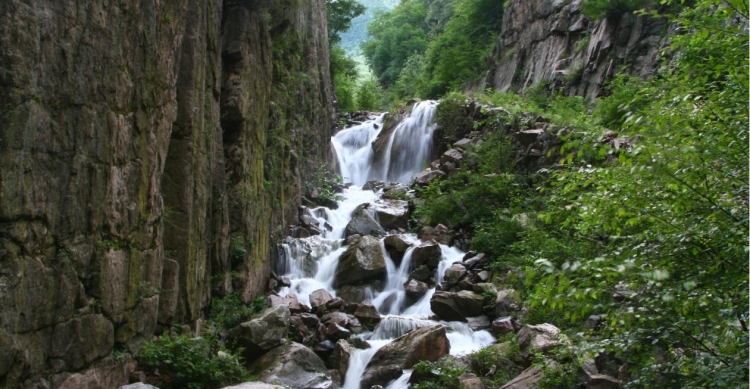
[480,0,673,99]
[0,0,334,387]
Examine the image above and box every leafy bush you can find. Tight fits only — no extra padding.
[580,0,650,19]
[468,342,524,386]
[412,358,467,389]
[209,293,265,329]
[138,333,248,389]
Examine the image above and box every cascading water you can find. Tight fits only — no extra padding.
[277,101,494,389]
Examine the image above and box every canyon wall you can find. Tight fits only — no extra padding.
[0,0,334,387]
[480,0,673,99]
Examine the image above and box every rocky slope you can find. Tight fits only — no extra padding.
[0,1,334,388]
[478,0,673,99]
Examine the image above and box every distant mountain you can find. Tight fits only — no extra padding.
[338,0,399,55]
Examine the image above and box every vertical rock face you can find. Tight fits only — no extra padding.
[0,0,334,387]
[480,0,671,99]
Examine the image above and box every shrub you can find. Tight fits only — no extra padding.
[209,293,265,329]
[138,333,248,389]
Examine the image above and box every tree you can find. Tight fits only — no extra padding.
[529,1,749,386]
[327,0,366,45]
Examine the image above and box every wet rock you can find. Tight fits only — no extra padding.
[495,289,520,317]
[248,342,334,389]
[467,316,491,331]
[326,297,346,311]
[371,199,410,230]
[430,291,484,321]
[336,283,381,305]
[409,265,432,283]
[228,305,290,361]
[404,279,430,305]
[310,289,333,310]
[411,241,442,269]
[320,311,349,326]
[290,315,317,345]
[335,236,387,287]
[444,263,468,285]
[462,253,487,269]
[354,300,381,327]
[383,235,412,266]
[517,324,567,356]
[313,339,337,361]
[344,204,386,238]
[330,340,354,384]
[361,325,450,388]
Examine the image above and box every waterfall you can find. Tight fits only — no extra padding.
[277,102,494,389]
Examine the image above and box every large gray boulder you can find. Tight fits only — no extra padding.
[383,234,412,266]
[248,342,334,389]
[517,324,568,357]
[430,290,485,321]
[411,241,442,269]
[335,235,387,287]
[370,199,410,230]
[361,325,450,388]
[495,289,520,317]
[228,305,290,361]
[344,204,386,238]
[118,384,160,389]
[330,340,354,385]
[500,361,560,389]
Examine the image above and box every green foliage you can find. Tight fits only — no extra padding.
[468,342,523,386]
[412,358,467,389]
[525,1,749,387]
[355,76,384,110]
[362,0,430,87]
[307,163,344,202]
[138,332,248,389]
[327,0,366,45]
[580,0,650,19]
[209,293,265,329]
[434,93,475,140]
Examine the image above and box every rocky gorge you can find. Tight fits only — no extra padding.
[2,0,741,388]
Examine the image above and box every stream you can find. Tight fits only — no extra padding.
[277,101,495,389]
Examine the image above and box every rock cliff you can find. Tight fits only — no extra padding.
[0,0,334,387]
[480,0,673,99]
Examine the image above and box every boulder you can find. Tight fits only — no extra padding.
[404,279,429,305]
[354,300,381,327]
[330,340,354,384]
[268,294,309,314]
[119,384,160,389]
[335,236,387,287]
[383,235,412,266]
[440,149,464,166]
[382,185,409,200]
[491,317,518,335]
[500,365,545,389]
[344,204,386,238]
[409,265,432,283]
[371,199,410,230]
[228,305,290,361]
[248,342,334,389]
[313,340,336,361]
[495,289,520,317]
[337,284,381,304]
[290,314,318,345]
[517,324,567,356]
[466,316,491,331]
[472,283,497,295]
[310,289,333,310]
[361,325,450,388]
[220,383,285,389]
[411,242,442,269]
[444,263,468,285]
[430,291,485,321]
[458,373,484,389]
[415,169,446,186]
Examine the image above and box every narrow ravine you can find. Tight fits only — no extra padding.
[277,101,495,389]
